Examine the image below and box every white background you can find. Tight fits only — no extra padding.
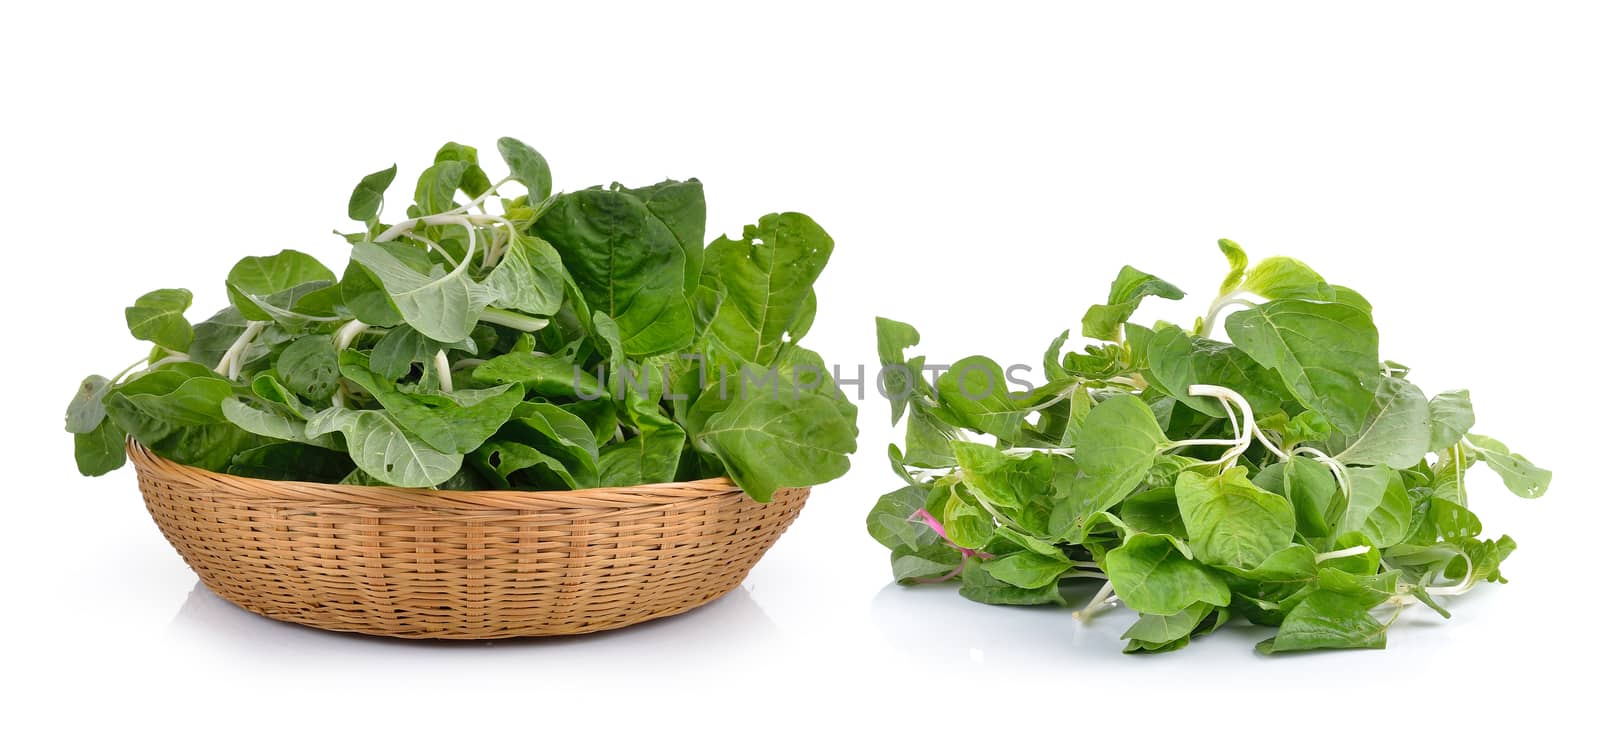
[3,1,1596,751]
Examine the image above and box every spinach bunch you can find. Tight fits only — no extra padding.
[67,138,858,501]
[870,241,1551,653]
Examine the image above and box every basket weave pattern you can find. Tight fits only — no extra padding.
[129,443,807,639]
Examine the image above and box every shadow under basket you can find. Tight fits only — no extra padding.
[128,442,808,639]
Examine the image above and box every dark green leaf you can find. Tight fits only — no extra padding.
[535,187,694,356]
[74,419,127,476]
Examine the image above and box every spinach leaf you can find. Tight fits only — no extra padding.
[867,486,939,552]
[74,419,127,476]
[1338,465,1412,548]
[936,356,1027,442]
[1465,433,1552,498]
[687,347,858,502]
[347,164,397,222]
[1257,590,1387,654]
[1081,266,1184,341]
[350,241,487,343]
[875,316,922,423]
[112,363,233,425]
[1176,468,1295,570]
[1225,299,1379,432]
[535,187,694,356]
[1054,395,1167,540]
[499,402,600,489]
[1327,375,1430,468]
[1239,257,1331,300]
[124,288,194,352]
[228,443,353,483]
[66,375,112,433]
[306,407,463,487]
[339,352,522,454]
[220,396,341,450]
[1427,389,1475,452]
[704,213,832,367]
[496,138,552,203]
[226,250,336,322]
[276,334,341,401]
[597,399,685,487]
[484,235,565,317]
[1104,533,1231,615]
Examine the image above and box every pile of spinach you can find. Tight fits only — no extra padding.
[67,138,858,501]
[870,241,1551,653]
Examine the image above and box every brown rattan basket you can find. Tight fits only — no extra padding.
[128,441,807,639]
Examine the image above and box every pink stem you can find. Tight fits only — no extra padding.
[908,508,995,560]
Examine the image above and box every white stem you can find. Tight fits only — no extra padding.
[243,293,342,323]
[217,321,266,381]
[109,356,153,385]
[1423,552,1478,597]
[1002,446,1077,457]
[1186,384,1263,469]
[478,308,549,332]
[1027,384,1076,412]
[1167,438,1243,448]
[1217,389,1240,439]
[333,320,371,352]
[1315,545,1371,563]
[433,350,453,393]
[1293,446,1351,499]
[483,220,524,268]
[486,226,507,268]
[112,353,191,386]
[453,358,486,370]
[373,210,513,243]
[1073,581,1118,622]
[1199,293,1256,338]
[401,231,460,266]
[457,177,513,213]
[432,215,478,266]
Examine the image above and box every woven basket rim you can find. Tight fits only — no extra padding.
[127,440,753,511]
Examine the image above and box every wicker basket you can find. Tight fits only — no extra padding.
[128,442,807,639]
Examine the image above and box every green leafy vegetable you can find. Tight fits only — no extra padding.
[68,138,857,502]
[872,238,1551,654]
